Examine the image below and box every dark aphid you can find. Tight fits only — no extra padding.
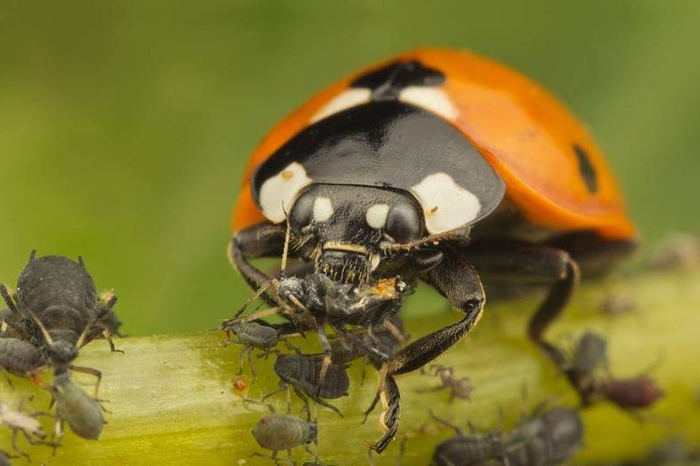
[266,353,349,416]
[224,321,286,382]
[560,331,608,405]
[505,408,584,466]
[419,364,474,402]
[51,372,105,441]
[0,252,120,395]
[248,400,319,465]
[0,338,45,382]
[431,407,583,466]
[433,432,504,466]
[430,411,504,466]
[600,376,665,410]
[0,399,51,460]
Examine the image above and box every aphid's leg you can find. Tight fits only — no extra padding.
[261,383,288,404]
[464,241,581,377]
[10,429,30,461]
[247,347,257,383]
[102,330,125,354]
[368,375,401,454]
[228,223,287,305]
[293,387,312,419]
[387,250,485,376]
[237,346,247,375]
[69,365,102,399]
[428,409,463,435]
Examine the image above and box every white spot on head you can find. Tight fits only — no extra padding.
[259,162,312,223]
[365,204,390,229]
[313,197,334,222]
[399,87,459,121]
[311,88,372,123]
[410,172,481,234]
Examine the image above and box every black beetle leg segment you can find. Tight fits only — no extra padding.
[228,223,287,306]
[0,285,19,314]
[464,241,580,365]
[368,375,401,453]
[388,250,485,376]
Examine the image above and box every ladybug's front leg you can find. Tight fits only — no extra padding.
[227,222,287,306]
[367,250,484,453]
[387,249,485,376]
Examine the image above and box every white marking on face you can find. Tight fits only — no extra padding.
[410,172,481,234]
[313,197,334,222]
[311,88,372,123]
[399,87,459,121]
[259,162,312,223]
[365,203,390,230]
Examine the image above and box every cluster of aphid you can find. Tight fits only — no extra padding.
[0,252,122,461]
[221,255,666,466]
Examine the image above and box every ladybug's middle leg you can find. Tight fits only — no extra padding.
[464,240,580,374]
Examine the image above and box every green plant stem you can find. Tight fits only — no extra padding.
[1,268,700,465]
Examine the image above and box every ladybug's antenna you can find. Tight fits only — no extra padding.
[280,208,292,273]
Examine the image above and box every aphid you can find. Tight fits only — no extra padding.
[431,407,583,466]
[265,353,349,416]
[599,376,665,410]
[649,232,700,270]
[419,364,474,401]
[247,400,318,465]
[0,252,120,396]
[229,48,637,452]
[505,407,584,466]
[224,321,284,382]
[51,372,105,441]
[0,399,50,460]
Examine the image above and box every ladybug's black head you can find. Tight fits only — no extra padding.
[289,184,424,285]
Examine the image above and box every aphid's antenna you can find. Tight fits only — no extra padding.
[280,207,292,273]
[78,256,85,267]
[231,280,273,320]
[25,309,55,346]
[28,250,37,262]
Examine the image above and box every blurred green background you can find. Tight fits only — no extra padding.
[0,1,698,335]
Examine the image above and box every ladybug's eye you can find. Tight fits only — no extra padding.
[385,202,422,243]
[289,194,314,229]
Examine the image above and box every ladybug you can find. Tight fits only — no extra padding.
[228,48,636,452]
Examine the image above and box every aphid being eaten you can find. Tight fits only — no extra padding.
[264,353,349,417]
[51,371,105,441]
[247,399,319,465]
[0,252,121,396]
[418,364,474,402]
[0,398,53,460]
[431,407,584,466]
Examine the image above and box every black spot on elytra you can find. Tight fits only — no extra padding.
[351,60,445,101]
[573,144,598,193]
